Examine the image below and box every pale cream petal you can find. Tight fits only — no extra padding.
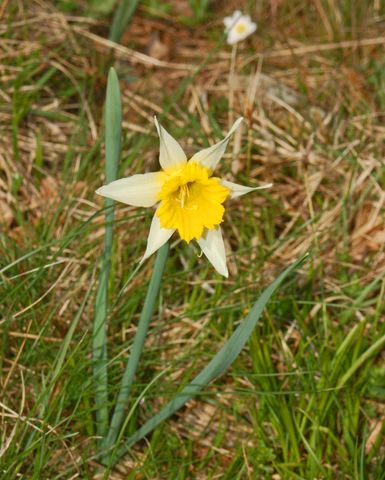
[96,172,163,207]
[140,211,175,263]
[197,227,228,277]
[221,180,273,199]
[154,116,187,171]
[190,117,243,171]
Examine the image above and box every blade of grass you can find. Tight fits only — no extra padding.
[102,366,173,478]
[93,67,121,442]
[103,242,169,459]
[109,0,141,43]
[51,273,95,385]
[338,332,385,388]
[111,253,308,463]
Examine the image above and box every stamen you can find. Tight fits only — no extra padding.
[177,183,190,208]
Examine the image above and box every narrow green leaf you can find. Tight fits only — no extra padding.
[109,0,141,43]
[103,242,169,459]
[104,68,121,183]
[113,253,308,461]
[93,67,121,442]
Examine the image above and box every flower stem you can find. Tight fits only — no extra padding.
[228,43,238,129]
[103,242,170,459]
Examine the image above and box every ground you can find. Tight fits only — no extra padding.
[1,0,385,478]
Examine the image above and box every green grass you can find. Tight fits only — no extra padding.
[1,0,385,478]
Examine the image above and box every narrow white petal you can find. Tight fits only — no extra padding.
[154,116,187,171]
[226,29,240,45]
[223,16,233,29]
[197,227,228,277]
[221,180,273,199]
[190,117,243,171]
[141,211,175,263]
[224,11,242,29]
[96,172,164,207]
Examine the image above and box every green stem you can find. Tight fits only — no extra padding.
[103,242,169,456]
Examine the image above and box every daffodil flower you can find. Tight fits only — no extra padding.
[224,10,257,45]
[96,117,272,277]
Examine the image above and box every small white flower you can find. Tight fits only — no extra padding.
[96,117,272,277]
[224,10,257,45]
